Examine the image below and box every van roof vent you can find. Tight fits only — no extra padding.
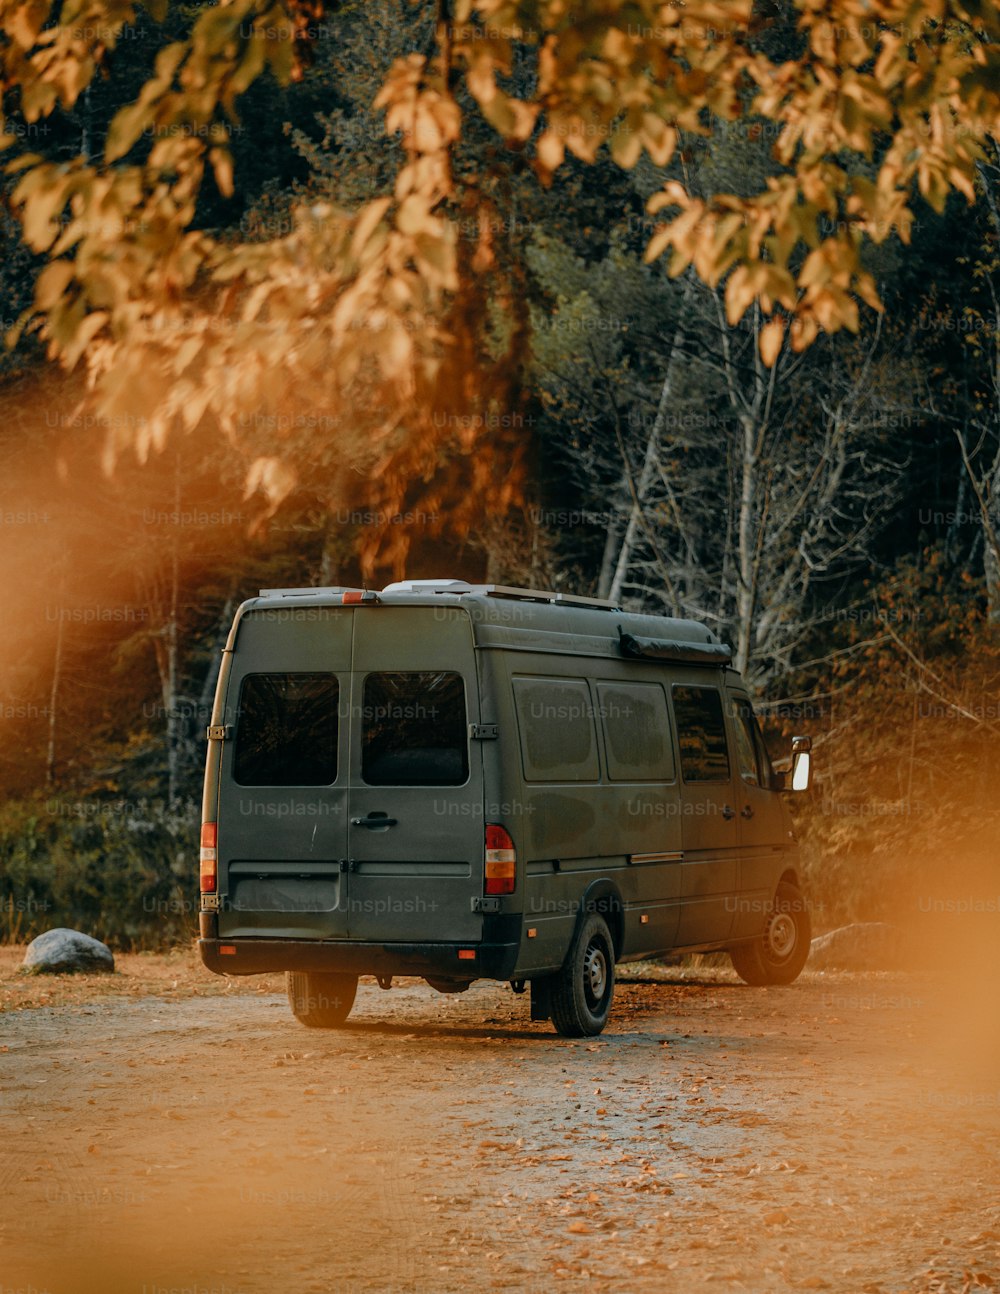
[381,579,475,595]
[380,579,619,610]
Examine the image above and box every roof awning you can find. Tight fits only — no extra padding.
[619,631,734,666]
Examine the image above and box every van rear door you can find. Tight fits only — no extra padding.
[217,606,352,940]
[345,606,485,943]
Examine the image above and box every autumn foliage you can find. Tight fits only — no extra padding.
[1,0,998,568]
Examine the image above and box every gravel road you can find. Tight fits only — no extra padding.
[2,967,999,1294]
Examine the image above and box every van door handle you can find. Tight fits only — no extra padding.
[721,805,736,820]
[351,814,398,828]
[741,805,754,820]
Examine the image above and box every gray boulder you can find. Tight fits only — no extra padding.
[809,922,907,972]
[23,928,115,975]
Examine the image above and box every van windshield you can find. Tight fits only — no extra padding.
[234,673,340,786]
[361,671,468,786]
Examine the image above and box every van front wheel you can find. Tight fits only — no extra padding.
[729,880,811,986]
[286,971,358,1028]
[549,914,616,1037]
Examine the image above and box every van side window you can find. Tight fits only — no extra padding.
[672,685,730,783]
[597,682,675,782]
[513,677,600,782]
[234,673,339,786]
[732,697,775,789]
[731,698,761,786]
[361,672,468,786]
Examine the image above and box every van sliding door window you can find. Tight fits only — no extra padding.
[361,672,468,786]
[234,673,339,786]
[672,685,730,783]
[597,682,675,781]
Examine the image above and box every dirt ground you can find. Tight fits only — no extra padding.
[1,943,999,1294]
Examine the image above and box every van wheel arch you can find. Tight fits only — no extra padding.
[578,880,625,961]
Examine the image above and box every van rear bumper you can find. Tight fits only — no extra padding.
[198,936,520,981]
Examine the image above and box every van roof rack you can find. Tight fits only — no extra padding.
[379,579,619,611]
[258,586,366,597]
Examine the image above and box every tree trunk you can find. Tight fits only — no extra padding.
[606,407,663,604]
[198,595,235,720]
[164,457,181,808]
[734,414,758,675]
[595,515,623,600]
[45,600,65,787]
[602,282,692,604]
[985,450,1000,624]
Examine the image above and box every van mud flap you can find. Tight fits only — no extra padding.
[530,977,553,1021]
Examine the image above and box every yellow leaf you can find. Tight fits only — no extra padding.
[244,457,297,506]
[16,173,70,251]
[209,146,234,199]
[350,197,392,261]
[35,260,75,310]
[610,126,641,169]
[63,310,109,370]
[758,317,784,367]
[396,195,439,238]
[789,316,819,352]
[648,182,689,215]
[643,225,673,264]
[536,129,565,173]
[724,265,755,325]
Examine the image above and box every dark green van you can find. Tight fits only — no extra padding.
[198,580,813,1036]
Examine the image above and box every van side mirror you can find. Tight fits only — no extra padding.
[790,737,812,791]
[773,735,812,792]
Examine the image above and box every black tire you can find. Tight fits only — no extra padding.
[729,879,811,986]
[549,913,616,1037]
[286,971,358,1027]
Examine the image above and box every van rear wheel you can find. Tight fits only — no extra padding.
[729,879,811,986]
[286,971,358,1028]
[549,913,616,1037]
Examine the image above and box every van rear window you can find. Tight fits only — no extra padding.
[672,685,730,783]
[361,672,468,786]
[234,673,339,786]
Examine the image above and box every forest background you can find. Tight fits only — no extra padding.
[1,0,998,947]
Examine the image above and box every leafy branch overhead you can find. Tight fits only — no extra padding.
[2,0,999,525]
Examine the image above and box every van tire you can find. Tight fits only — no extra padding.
[286,971,358,1027]
[729,880,811,986]
[549,913,616,1037]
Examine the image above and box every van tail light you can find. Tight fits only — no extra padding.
[484,823,516,895]
[200,821,218,893]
